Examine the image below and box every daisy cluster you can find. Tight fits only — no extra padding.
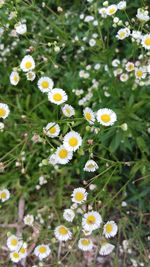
[47,106,117,167]
[6,214,51,263]
[54,187,118,256]
[112,58,150,86]
[13,53,116,168]
[4,187,118,263]
[7,235,27,263]
[98,1,150,50]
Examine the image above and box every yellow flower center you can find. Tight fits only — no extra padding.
[66,108,70,115]
[105,223,113,233]
[49,126,56,134]
[41,81,49,89]
[85,112,92,121]
[53,93,62,101]
[69,137,78,147]
[81,239,90,246]
[128,64,134,71]
[86,215,96,225]
[119,32,125,38]
[75,192,84,202]
[109,8,116,15]
[25,61,32,69]
[14,75,18,82]
[13,252,19,259]
[28,73,33,79]
[1,192,6,199]
[101,114,111,123]
[58,226,68,235]
[11,239,18,246]
[58,149,68,159]
[39,246,47,254]
[20,247,25,254]
[87,164,94,169]
[144,37,150,46]
[136,70,143,78]
[0,108,6,118]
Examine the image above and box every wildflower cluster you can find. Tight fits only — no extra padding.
[54,187,118,256]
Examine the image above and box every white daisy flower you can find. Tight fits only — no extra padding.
[26,71,36,81]
[125,62,135,72]
[55,145,73,165]
[82,211,102,231]
[48,153,58,166]
[34,244,51,260]
[98,8,107,18]
[37,77,54,93]
[10,251,21,263]
[83,107,95,124]
[99,242,115,255]
[112,59,120,67]
[136,9,149,22]
[0,189,10,202]
[103,221,118,238]
[84,160,98,172]
[141,34,150,50]
[48,88,68,105]
[131,30,142,41]
[78,238,93,251]
[10,71,20,85]
[20,55,35,72]
[63,131,82,152]
[94,63,101,70]
[15,22,27,35]
[96,108,117,126]
[54,225,72,241]
[62,104,75,117]
[113,68,122,76]
[44,122,60,138]
[120,73,129,82]
[71,188,87,204]
[7,235,22,251]
[24,214,34,226]
[0,103,10,119]
[19,243,27,259]
[135,68,146,79]
[84,15,94,22]
[106,5,118,16]
[116,28,130,40]
[89,39,96,47]
[63,209,75,222]
[117,1,126,10]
